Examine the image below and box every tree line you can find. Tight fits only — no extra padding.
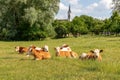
[53,11,120,38]
[0,0,120,40]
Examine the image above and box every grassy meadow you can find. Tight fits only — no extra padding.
[0,36,120,80]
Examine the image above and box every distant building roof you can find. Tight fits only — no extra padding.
[55,19,69,22]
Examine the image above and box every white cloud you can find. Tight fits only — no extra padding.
[55,2,68,19]
[69,0,79,5]
[55,0,113,20]
[99,0,113,9]
[59,2,67,10]
[86,3,98,12]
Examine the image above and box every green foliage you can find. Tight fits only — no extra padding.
[0,28,17,40]
[90,19,104,35]
[103,19,111,31]
[55,24,68,38]
[71,15,92,36]
[23,7,38,26]
[109,11,120,35]
[77,15,94,30]
[112,0,120,13]
[53,20,70,38]
[0,0,60,40]
[70,24,79,37]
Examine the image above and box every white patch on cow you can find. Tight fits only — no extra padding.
[81,53,87,58]
[60,47,69,51]
[35,47,42,50]
[60,47,72,51]
[67,47,72,51]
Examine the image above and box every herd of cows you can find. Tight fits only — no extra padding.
[15,44,103,61]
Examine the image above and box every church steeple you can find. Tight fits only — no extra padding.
[68,5,71,21]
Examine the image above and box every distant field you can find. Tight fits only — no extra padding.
[0,36,120,80]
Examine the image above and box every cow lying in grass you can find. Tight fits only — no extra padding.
[79,49,103,61]
[55,44,78,58]
[15,46,28,54]
[27,45,51,60]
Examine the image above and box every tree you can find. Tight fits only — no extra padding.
[55,25,68,38]
[102,19,111,35]
[90,19,104,35]
[53,20,70,38]
[71,16,89,37]
[109,11,120,36]
[77,15,94,30]
[112,0,120,13]
[70,24,79,37]
[0,0,60,40]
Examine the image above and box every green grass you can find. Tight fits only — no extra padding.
[0,36,120,80]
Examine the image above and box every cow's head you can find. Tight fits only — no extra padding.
[93,49,103,57]
[15,46,20,52]
[55,47,60,52]
[43,45,49,52]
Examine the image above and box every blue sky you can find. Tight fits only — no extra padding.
[55,0,113,20]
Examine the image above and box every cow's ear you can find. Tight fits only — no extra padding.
[15,46,19,48]
[65,44,69,47]
[32,45,36,49]
[90,50,94,53]
[100,50,103,53]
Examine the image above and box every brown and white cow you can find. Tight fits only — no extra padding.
[27,45,51,60]
[55,47,72,58]
[55,44,78,58]
[15,46,28,54]
[80,49,103,61]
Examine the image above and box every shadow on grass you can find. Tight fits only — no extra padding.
[84,66,99,72]
[80,60,101,72]
[0,57,20,59]
[0,56,32,61]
